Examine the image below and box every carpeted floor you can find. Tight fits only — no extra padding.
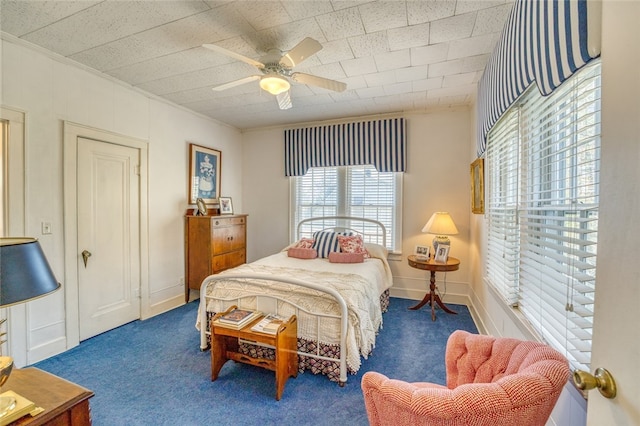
[33,297,477,426]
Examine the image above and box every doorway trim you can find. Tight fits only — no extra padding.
[63,121,149,348]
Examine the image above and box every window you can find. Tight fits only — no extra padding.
[485,61,601,371]
[290,165,402,251]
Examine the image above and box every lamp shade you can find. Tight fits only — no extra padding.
[0,238,61,307]
[259,75,290,95]
[422,212,459,235]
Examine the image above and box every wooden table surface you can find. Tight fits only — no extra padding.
[3,367,94,425]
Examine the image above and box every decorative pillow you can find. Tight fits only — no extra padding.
[328,251,365,263]
[293,238,315,249]
[287,248,318,259]
[337,234,370,258]
[312,231,351,258]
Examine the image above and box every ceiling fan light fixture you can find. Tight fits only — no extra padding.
[260,75,290,95]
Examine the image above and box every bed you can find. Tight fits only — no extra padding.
[197,216,393,385]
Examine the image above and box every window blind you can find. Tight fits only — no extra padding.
[485,60,600,371]
[291,165,401,251]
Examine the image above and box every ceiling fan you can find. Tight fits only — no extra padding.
[203,37,347,110]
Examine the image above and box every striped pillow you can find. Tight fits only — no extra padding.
[312,231,351,258]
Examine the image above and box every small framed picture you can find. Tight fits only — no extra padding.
[415,245,430,260]
[434,245,450,263]
[219,197,233,215]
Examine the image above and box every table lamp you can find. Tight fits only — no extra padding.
[422,212,459,253]
[0,238,61,417]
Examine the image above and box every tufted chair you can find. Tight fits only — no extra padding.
[361,330,570,426]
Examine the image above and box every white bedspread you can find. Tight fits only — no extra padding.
[200,246,393,372]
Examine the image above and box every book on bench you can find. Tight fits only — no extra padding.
[250,314,288,335]
[213,308,262,330]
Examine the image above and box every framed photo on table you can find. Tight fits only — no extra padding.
[189,143,221,205]
[434,245,450,263]
[415,245,430,260]
[219,197,233,215]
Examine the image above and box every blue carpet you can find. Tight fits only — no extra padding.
[33,298,477,425]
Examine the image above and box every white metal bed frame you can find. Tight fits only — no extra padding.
[198,216,387,386]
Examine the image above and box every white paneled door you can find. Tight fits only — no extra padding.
[77,137,141,340]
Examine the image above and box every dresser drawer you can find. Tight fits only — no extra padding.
[212,250,246,273]
[211,216,246,227]
[212,225,246,254]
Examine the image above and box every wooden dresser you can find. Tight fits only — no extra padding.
[4,367,93,425]
[184,214,247,302]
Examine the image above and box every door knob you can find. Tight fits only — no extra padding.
[573,367,617,399]
[81,250,92,268]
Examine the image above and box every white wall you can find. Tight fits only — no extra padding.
[242,109,473,306]
[1,37,243,365]
[466,3,640,425]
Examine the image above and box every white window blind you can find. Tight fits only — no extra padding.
[291,165,401,251]
[485,61,601,371]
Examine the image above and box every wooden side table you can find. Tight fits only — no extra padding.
[2,367,93,425]
[210,308,298,401]
[407,254,460,321]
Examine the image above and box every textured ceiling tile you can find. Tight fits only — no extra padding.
[340,75,368,90]
[331,1,373,11]
[455,0,505,15]
[315,39,355,64]
[356,86,387,99]
[364,70,397,87]
[427,84,476,99]
[443,72,477,87]
[447,34,498,60]
[428,58,465,78]
[22,1,212,56]
[108,48,231,86]
[407,0,455,25]
[315,7,365,41]
[410,43,449,66]
[412,76,443,91]
[358,1,407,33]
[0,0,99,36]
[430,13,477,44]
[282,0,334,20]
[348,31,389,58]
[473,4,513,36]
[388,22,430,51]
[306,62,348,80]
[234,1,292,31]
[340,56,377,77]
[374,49,411,72]
[244,18,327,54]
[395,65,429,83]
[384,81,413,96]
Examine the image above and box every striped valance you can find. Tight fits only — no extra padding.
[476,0,601,156]
[284,118,406,176]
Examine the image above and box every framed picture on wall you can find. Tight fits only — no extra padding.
[189,143,221,205]
[470,158,485,214]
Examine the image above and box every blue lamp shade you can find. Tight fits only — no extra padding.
[0,238,61,307]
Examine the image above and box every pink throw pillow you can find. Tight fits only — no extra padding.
[293,238,315,249]
[328,251,365,263]
[337,235,370,258]
[287,247,318,259]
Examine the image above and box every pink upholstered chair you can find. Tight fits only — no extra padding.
[361,330,570,426]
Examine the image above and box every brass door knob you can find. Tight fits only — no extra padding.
[573,367,617,399]
[81,250,92,267]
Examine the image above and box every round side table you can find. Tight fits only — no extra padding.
[407,254,460,321]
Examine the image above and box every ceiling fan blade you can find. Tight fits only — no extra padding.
[292,72,347,92]
[212,75,260,91]
[276,91,292,110]
[280,37,322,68]
[202,44,264,68]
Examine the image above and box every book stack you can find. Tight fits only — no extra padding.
[250,314,287,335]
[213,308,262,330]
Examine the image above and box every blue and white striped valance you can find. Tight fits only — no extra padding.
[284,118,406,176]
[476,0,601,156]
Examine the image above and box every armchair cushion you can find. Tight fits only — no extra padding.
[362,330,570,426]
